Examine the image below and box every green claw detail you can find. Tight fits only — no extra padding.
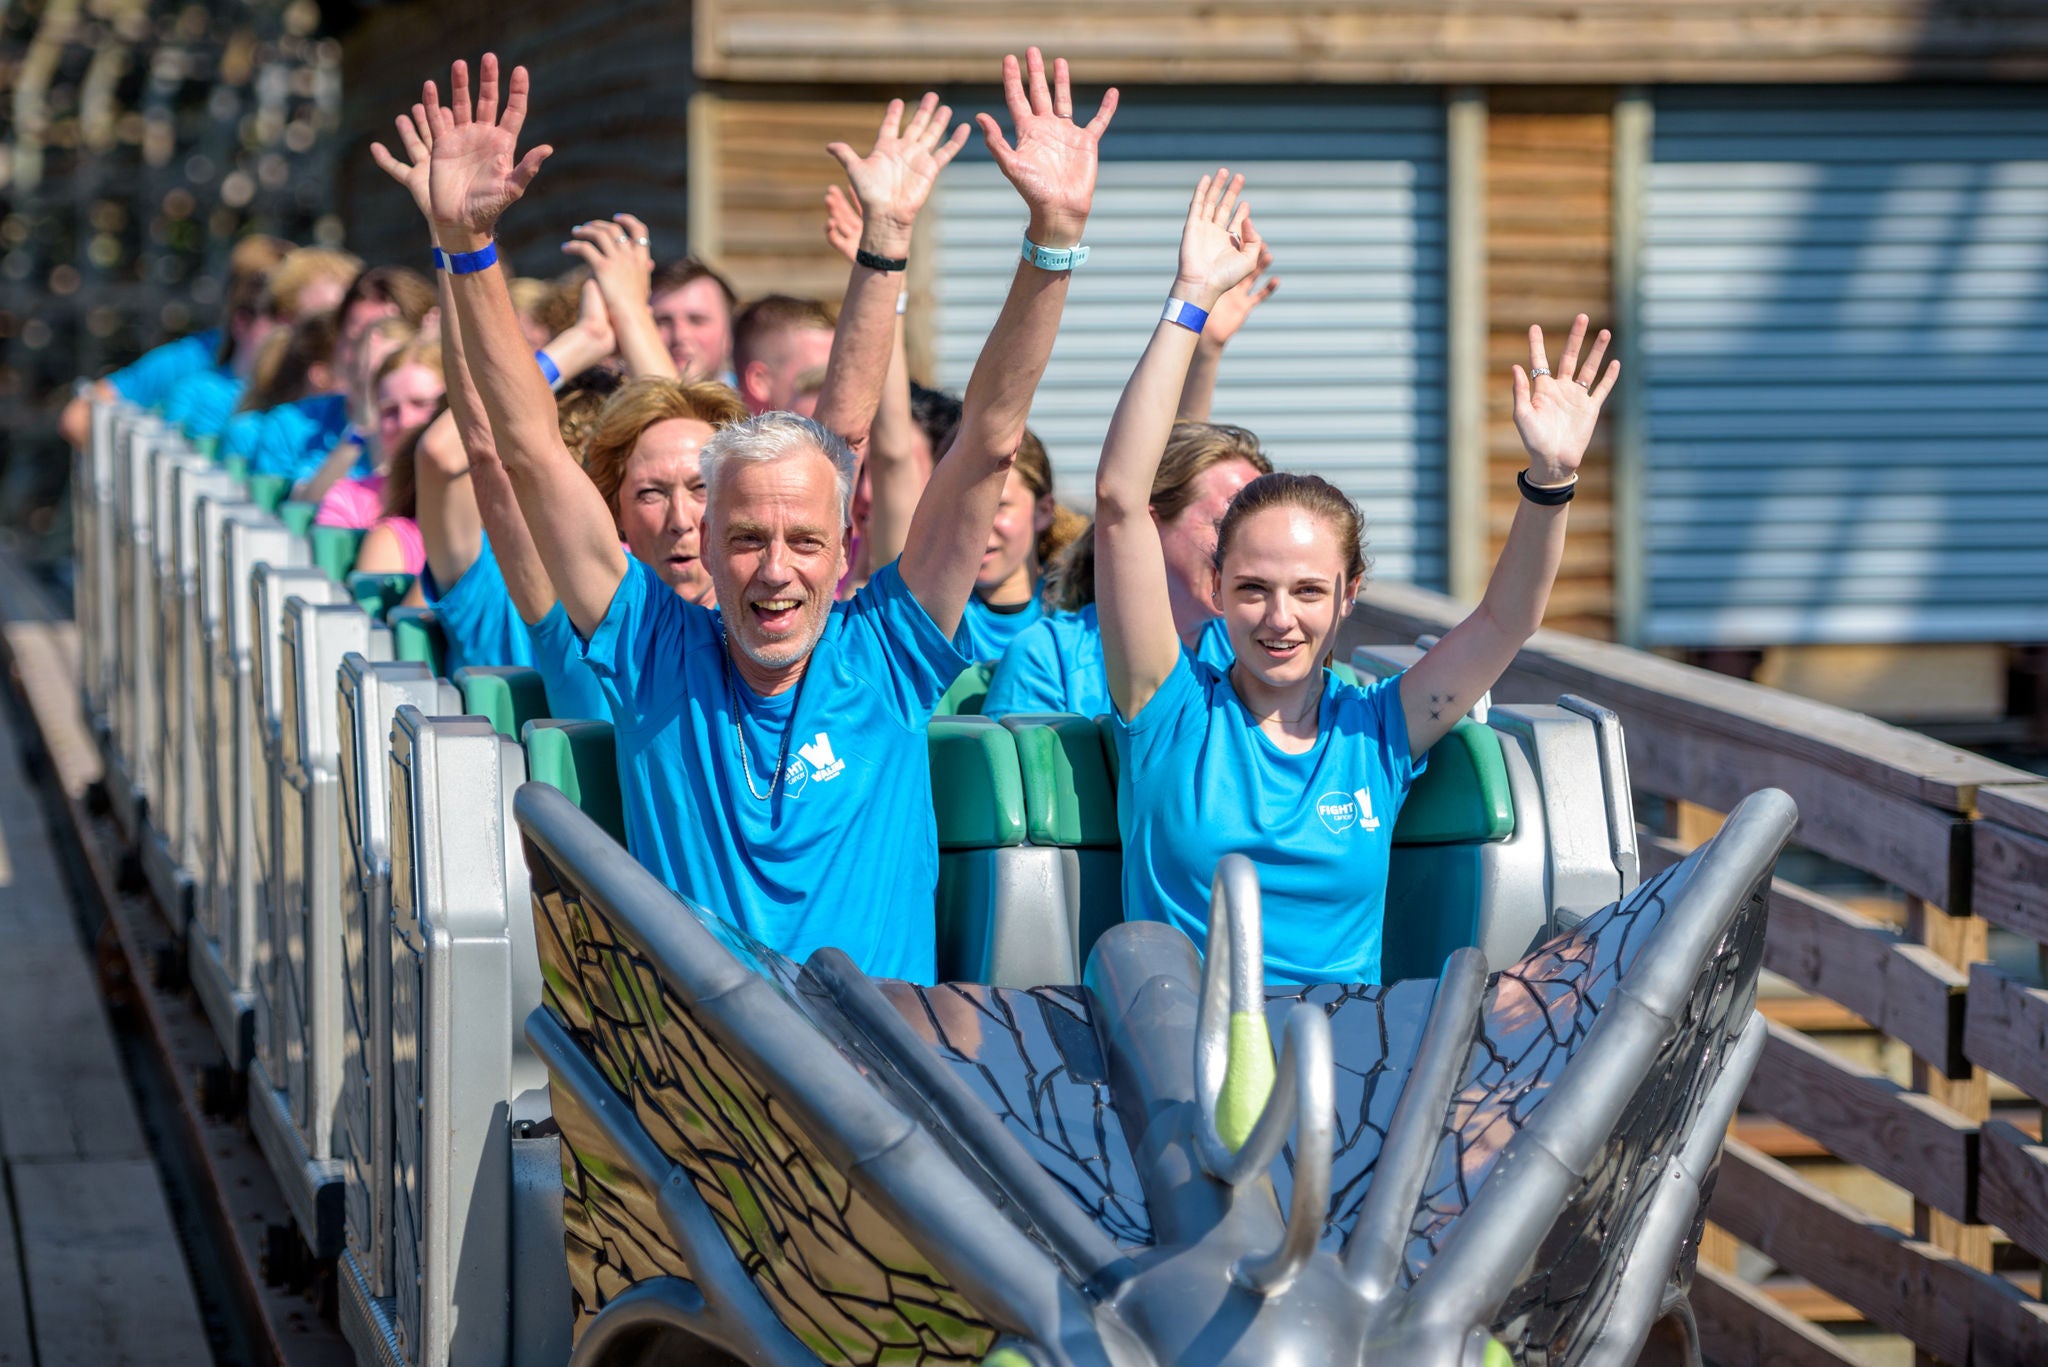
[1483,1337,1513,1367]
[982,1349,1036,1367]
[1217,1010,1277,1151]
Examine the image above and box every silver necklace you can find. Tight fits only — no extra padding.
[719,625,808,801]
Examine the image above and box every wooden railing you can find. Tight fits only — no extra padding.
[1339,581,2048,1366]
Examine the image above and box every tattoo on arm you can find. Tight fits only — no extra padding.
[1429,692,1452,723]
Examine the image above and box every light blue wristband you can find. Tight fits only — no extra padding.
[1162,297,1210,334]
[1020,236,1088,272]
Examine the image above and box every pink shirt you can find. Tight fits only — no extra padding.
[370,516,426,575]
[315,475,385,530]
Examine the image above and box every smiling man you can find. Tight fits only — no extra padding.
[425,49,1114,980]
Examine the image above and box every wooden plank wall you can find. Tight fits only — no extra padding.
[1485,90,1615,639]
[694,0,2048,84]
[687,95,887,306]
[337,1,693,275]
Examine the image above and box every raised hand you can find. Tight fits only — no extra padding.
[1174,169,1262,308]
[564,214,654,302]
[822,185,864,264]
[369,102,437,222]
[826,93,970,258]
[1512,315,1618,484]
[424,54,552,245]
[1203,240,1278,348]
[974,48,1117,248]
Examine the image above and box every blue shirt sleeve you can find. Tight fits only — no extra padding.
[575,556,699,729]
[984,616,1069,716]
[527,603,611,721]
[840,561,972,728]
[1358,673,1428,792]
[1110,649,1207,761]
[105,333,215,410]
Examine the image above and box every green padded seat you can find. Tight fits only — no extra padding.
[310,525,365,580]
[224,454,248,479]
[523,719,626,846]
[1390,719,1514,846]
[279,499,319,538]
[192,434,222,462]
[457,665,550,740]
[935,661,994,717]
[1002,714,1119,849]
[926,715,1025,850]
[246,473,292,512]
[388,607,448,676]
[347,571,415,622]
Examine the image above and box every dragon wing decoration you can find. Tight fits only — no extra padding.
[520,782,1795,1367]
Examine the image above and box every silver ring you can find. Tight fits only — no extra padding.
[1531,366,1551,378]
[634,235,650,247]
[1576,378,1591,389]
[617,233,631,246]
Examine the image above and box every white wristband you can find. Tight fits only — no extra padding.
[896,290,909,316]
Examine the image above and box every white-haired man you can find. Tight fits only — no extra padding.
[424,48,1115,982]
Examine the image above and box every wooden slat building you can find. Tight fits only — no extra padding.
[338,1,2048,660]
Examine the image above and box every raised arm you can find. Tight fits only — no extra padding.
[1176,242,1277,423]
[1097,171,1262,720]
[563,213,675,379]
[423,55,626,636]
[811,93,967,456]
[1398,316,1616,754]
[822,184,923,577]
[897,48,1116,633]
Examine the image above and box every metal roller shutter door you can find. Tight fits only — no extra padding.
[930,94,1448,590]
[1643,89,2048,646]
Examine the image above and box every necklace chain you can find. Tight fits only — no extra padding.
[721,624,805,801]
[1233,664,1322,729]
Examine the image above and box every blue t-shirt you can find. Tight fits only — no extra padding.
[424,537,609,722]
[527,604,609,722]
[1111,656,1425,986]
[952,589,1044,663]
[985,604,1234,718]
[237,393,352,481]
[107,331,221,411]
[161,369,245,439]
[577,557,968,982]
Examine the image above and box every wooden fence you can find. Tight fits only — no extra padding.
[1339,580,2048,1367]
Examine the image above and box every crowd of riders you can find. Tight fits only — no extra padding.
[66,48,1616,986]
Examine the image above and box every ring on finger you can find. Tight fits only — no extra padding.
[617,233,631,246]
[1531,366,1552,378]
[1576,378,1592,389]
[635,236,650,247]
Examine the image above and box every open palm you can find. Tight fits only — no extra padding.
[423,55,552,239]
[1512,316,1617,481]
[828,93,969,236]
[974,48,1118,242]
[1177,169,1262,304]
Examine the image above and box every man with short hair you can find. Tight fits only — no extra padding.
[426,48,1114,982]
[732,293,836,416]
[650,257,737,384]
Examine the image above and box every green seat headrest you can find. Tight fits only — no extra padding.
[935,660,995,716]
[388,607,448,676]
[926,715,1025,850]
[1003,713,1120,848]
[279,500,318,538]
[246,473,292,512]
[310,525,365,581]
[457,665,550,740]
[523,719,626,847]
[347,571,414,622]
[1393,719,1514,845]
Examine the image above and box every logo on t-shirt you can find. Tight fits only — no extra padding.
[797,731,846,784]
[1316,788,1381,835]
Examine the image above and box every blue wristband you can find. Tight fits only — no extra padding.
[1162,296,1210,334]
[1021,236,1088,272]
[535,350,561,386]
[443,241,498,275]
[431,245,448,271]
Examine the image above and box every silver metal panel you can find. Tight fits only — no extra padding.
[274,605,374,1211]
[113,413,165,801]
[1485,704,1626,929]
[210,515,304,1024]
[251,567,349,1084]
[390,709,526,1367]
[78,401,122,725]
[931,94,1449,588]
[338,660,461,1308]
[193,496,264,953]
[1643,89,2048,644]
[169,467,242,909]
